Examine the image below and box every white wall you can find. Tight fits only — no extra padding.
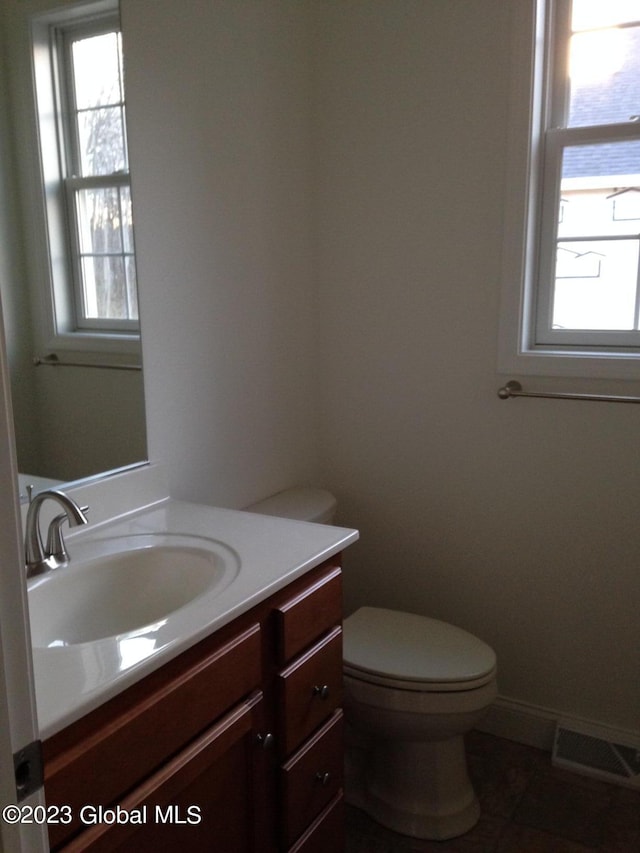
[33,366,146,481]
[122,0,319,509]
[314,1,640,735]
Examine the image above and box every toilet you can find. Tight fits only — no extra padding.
[343,607,496,840]
[245,485,337,524]
[245,487,498,841]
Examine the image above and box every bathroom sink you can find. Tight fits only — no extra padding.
[28,533,240,647]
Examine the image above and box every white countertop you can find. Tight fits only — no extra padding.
[30,498,358,739]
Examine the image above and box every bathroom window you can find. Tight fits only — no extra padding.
[499,0,640,379]
[30,3,140,354]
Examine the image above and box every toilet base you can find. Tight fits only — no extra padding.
[345,731,480,840]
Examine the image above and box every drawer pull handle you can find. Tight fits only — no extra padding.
[256,732,275,750]
[312,684,330,700]
[315,771,331,786]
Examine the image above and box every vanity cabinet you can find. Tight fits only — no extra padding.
[42,556,344,852]
[274,565,344,851]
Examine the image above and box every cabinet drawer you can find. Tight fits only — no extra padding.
[280,710,344,847]
[46,624,262,848]
[274,566,342,664]
[277,627,342,755]
[288,793,344,853]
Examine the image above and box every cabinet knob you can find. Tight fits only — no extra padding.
[315,771,331,786]
[312,684,330,700]
[256,732,275,750]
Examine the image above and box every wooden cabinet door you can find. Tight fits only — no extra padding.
[60,691,271,853]
[46,623,262,849]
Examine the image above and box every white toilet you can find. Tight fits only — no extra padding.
[245,485,337,524]
[245,487,498,841]
[343,607,497,840]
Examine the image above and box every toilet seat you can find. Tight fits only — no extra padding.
[343,607,496,693]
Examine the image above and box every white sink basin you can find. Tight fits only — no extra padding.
[28,533,240,647]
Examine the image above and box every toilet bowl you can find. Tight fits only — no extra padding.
[245,487,498,840]
[343,607,497,840]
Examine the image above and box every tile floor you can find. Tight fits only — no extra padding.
[345,731,640,852]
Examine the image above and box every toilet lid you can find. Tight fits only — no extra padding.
[343,607,496,691]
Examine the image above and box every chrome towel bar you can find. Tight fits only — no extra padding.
[498,380,640,404]
[33,355,141,371]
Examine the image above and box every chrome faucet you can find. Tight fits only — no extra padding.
[25,489,89,578]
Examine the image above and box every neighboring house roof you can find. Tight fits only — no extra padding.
[563,24,640,179]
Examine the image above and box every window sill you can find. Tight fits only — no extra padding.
[38,332,142,371]
[498,343,640,382]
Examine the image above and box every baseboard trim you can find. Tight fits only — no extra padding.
[477,697,563,752]
[477,697,640,756]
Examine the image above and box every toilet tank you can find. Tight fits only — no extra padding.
[245,487,337,524]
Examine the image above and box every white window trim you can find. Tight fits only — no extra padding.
[498,0,640,382]
[26,0,141,364]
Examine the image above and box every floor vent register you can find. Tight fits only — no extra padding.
[553,720,640,790]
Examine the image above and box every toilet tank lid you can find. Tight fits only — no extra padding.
[343,607,496,686]
[245,487,337,523]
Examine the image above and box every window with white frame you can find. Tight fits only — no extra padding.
[31,3,139,351]
[500,0,640,378]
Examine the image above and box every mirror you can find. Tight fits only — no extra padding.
[0,1,148,502]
